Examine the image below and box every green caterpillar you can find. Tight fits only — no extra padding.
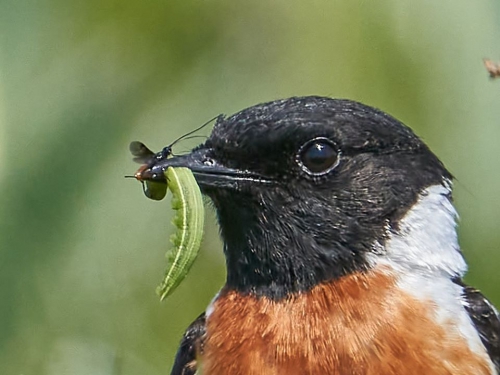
[157,167,205,301]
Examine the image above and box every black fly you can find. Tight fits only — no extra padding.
[128,115,220,200]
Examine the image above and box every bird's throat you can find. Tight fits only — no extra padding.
[215,193,371,299]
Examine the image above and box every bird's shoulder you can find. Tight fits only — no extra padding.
[455,278,500,372]
[171,312,206,375]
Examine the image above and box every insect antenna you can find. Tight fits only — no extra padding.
[168,135,209,156]
[160,115,221,159]
[168,115,220,149]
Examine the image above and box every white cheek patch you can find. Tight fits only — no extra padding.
[369,182,467,278]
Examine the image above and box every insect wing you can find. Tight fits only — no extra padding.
[130,141,156,164]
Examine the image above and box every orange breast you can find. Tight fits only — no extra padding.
[202,270,492,375]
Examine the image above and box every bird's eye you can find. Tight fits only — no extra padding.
[298,138,339,175]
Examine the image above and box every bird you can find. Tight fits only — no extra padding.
[134,96,500,375]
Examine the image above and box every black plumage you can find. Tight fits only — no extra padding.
[144,96,451,299]
[171,313,206,375]
[455,278,500,372]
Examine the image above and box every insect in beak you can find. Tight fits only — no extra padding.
[128,115,220,201]
[127,162,168,201]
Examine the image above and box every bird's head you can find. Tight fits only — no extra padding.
[139,96,464,299]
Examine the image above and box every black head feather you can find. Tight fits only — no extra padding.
[146,96,451,299]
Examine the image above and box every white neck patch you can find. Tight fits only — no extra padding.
[368,183,496,373]
[369,182,467,278]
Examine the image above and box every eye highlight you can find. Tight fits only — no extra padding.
[298,137,339,175]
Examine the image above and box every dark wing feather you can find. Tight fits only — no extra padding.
[455,279,500,372]
[171,313,206,375]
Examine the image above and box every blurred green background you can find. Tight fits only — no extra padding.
[1,1,500,373]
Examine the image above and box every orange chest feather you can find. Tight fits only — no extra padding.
[202,271,492,375]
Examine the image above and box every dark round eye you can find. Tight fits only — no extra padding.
[299,138,339,175]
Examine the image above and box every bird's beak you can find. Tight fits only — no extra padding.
[134,147,269,191]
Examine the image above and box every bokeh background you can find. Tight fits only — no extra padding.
[1,1,500,373]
